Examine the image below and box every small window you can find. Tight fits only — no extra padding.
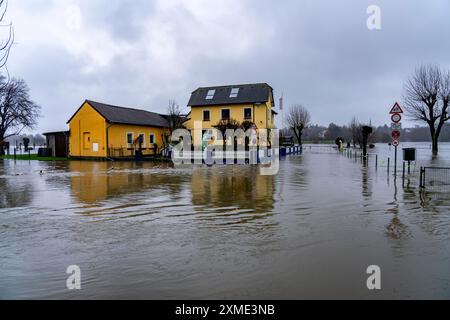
[205,89,216,100]
[221,109,230,120]
[203,110,210,121]
[230,88,239,98]
[149,134,155,144]
[244,107,252,119]
[127,133,134,144]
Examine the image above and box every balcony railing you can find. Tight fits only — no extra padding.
[107,146,159,158]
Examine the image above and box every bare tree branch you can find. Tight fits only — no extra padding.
[403,64,450,155]
[0,77,41,155]
[0,0,13,69]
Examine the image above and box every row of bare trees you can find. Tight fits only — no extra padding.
[284,64,450,155]
[284,106,367,147]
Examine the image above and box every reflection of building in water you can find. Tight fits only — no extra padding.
[69,161,184,203]
[0,178,35,208]
[191,167,275,213]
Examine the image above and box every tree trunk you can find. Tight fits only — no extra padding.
[432,136,439,156]
[429,124,439,156]
[292,128,301,146]
[0,134,4,156]
[298,129,303,146]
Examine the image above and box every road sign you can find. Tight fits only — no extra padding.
[390,102,404,114]
[391,122,402,130]
[391,130,401,140]
[389,102,403,177]
[391,113,402,123]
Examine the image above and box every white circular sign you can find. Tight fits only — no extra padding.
[391,113,402,123]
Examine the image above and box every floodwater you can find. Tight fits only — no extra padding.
[1,142,450,299]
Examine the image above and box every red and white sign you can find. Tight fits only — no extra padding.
[390,102,404,114]
[391,113,402,123]
[391,130,401,140]
[390,102,402,148]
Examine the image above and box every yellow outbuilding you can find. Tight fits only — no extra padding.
[67,100,170,159]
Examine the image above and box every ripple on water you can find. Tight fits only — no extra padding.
[2,147,450,298]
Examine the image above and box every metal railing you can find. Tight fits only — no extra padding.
[420,166,450,189]
[107,147,158,158]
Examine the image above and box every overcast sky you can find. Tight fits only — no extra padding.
[5,0,450,133]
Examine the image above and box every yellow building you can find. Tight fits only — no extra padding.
[67,100,170,159]
[184,83,277,144]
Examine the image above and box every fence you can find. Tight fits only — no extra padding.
[107,147,158,158]
[420,167,450,189]
[303,145,339,154]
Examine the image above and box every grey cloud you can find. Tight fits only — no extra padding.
[5,0,450,133]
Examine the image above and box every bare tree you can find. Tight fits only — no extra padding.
[0,77,41,155]
[0,0,14,70]
[403,65,450,155]
[349,117,363,148]
[166,100,185,132]
[285,104,311,145]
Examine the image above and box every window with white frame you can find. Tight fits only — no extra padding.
[221,109,230,120]
[205,89,216,100]
[127,133,134,145]
[244,107,252,120]
[230,88,239,98]
[149,134,155,144]
[203,110,210,121]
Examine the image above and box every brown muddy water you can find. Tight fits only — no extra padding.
[1,143,450,299]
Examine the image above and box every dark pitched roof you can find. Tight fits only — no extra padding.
[43,131,69,136]
[188,83,273,107]
[67,100,169,127]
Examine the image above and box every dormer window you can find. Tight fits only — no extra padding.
[205,89,216,100]
[230,88,239,98]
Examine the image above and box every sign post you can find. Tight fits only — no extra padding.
[389,102,404,177]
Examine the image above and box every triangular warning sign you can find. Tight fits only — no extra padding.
[390,102,404,114]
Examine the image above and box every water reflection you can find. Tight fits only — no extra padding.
[361,163,372,199]
[0,178,34,208]
[68,161,186,204]
[0,161,35,208]
[2,145,450,299]
[191,166,275,214]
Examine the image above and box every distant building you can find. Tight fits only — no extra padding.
[67,100,170,158]
[43,131,69,157]
[184,83,277,143]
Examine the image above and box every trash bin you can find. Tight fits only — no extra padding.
[403,148,416,161]
[37,148,52,157]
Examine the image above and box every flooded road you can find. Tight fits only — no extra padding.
[1,143,450,299]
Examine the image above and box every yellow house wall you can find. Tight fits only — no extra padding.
[186,103,272,130]
[69,102,107,158]
[184,97,276,144]
[107,124,168,155]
